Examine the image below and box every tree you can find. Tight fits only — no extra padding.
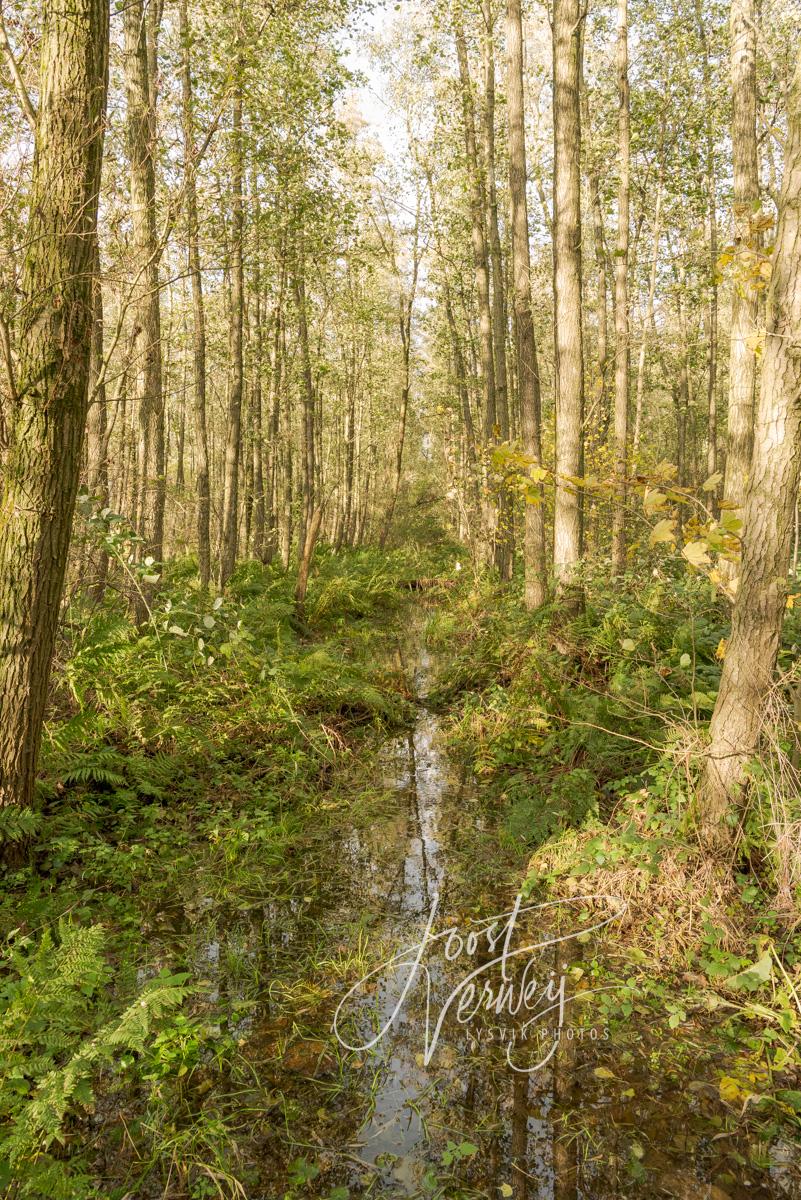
[0,0,109,810]
[506,0,547,608]
[723,0,760,513]
[703,45,801,845]
[124,0,165,569]
[219,75,245,589]
[179,0,212,588]
[552,0,585,598]
[610,0,630,575]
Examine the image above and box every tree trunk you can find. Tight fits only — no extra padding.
[632,171,663,455]
[218,81,244,588]
[611,0,630,575]
[124,0,164,566]
[293,249,316,562]
[703,47,801,845]
[552,0,585,599]
[86,243,109,601]
[0,0,108,811]
[695,0,720,490]
[454,14,497,565]
[507,0,547,608]
[482,0,513,579]
[723,0,760,513]
[179,0,211,588]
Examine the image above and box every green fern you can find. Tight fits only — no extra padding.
[0,922,192,1196]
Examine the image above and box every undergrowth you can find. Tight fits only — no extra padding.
[426,562,801,1160]
[0,544,456,1199]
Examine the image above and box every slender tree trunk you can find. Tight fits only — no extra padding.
[552,0,585,599]
[723,0,760,512]
[86,244,109,600]
[454,14,497,565]
[703,48,801,844]
[611,0,630,575]
[124,0,164,566]
[380,287,414,549]
[218,80,244,588]
[482,0,513,579]
[507,0,547,608]
[580,67,609,430]
[632,171,663,455]
[293,248,316,562]
[695,0,720,489]
[179,0,211,588]
[0,0,108,811]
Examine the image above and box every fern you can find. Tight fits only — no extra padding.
[0,922,192,1196]
[0,807,41,844]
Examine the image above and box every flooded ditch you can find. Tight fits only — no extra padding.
[162,610,801,1199]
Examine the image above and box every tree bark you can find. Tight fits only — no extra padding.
[506,0,547,608]
[0,0,108,810]
[552,0,585,599]
[703,47,801,845]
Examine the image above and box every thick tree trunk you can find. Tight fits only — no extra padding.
[723,0,760,513]
[0,0,108,810]
[506,0,547,609]
[611,0,630,575]
[124,0,164,566]
[218,82,244,588]
[703,48,801,845]
[552,0,585,599]
[179,0,211,588]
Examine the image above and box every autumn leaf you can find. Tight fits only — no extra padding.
[682,540,712,567]
[649,517,676,546]
[644,488,668,516]
[702,471,722,493]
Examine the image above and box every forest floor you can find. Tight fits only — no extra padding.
[2,547,801,1199]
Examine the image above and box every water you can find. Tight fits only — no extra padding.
[189,613,801,1198]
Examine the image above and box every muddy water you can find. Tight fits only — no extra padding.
[313,616,801,1200]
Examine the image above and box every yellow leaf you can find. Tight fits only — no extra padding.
[528,465,547,483]
[649,517,677,547]
[787,593,800,610]
[719,1075,748,1105]
[644,488,668,516]
[682,540,712,568]
[702,471,723,493]
[594,1066,615,1079]
[715,638,727,660]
